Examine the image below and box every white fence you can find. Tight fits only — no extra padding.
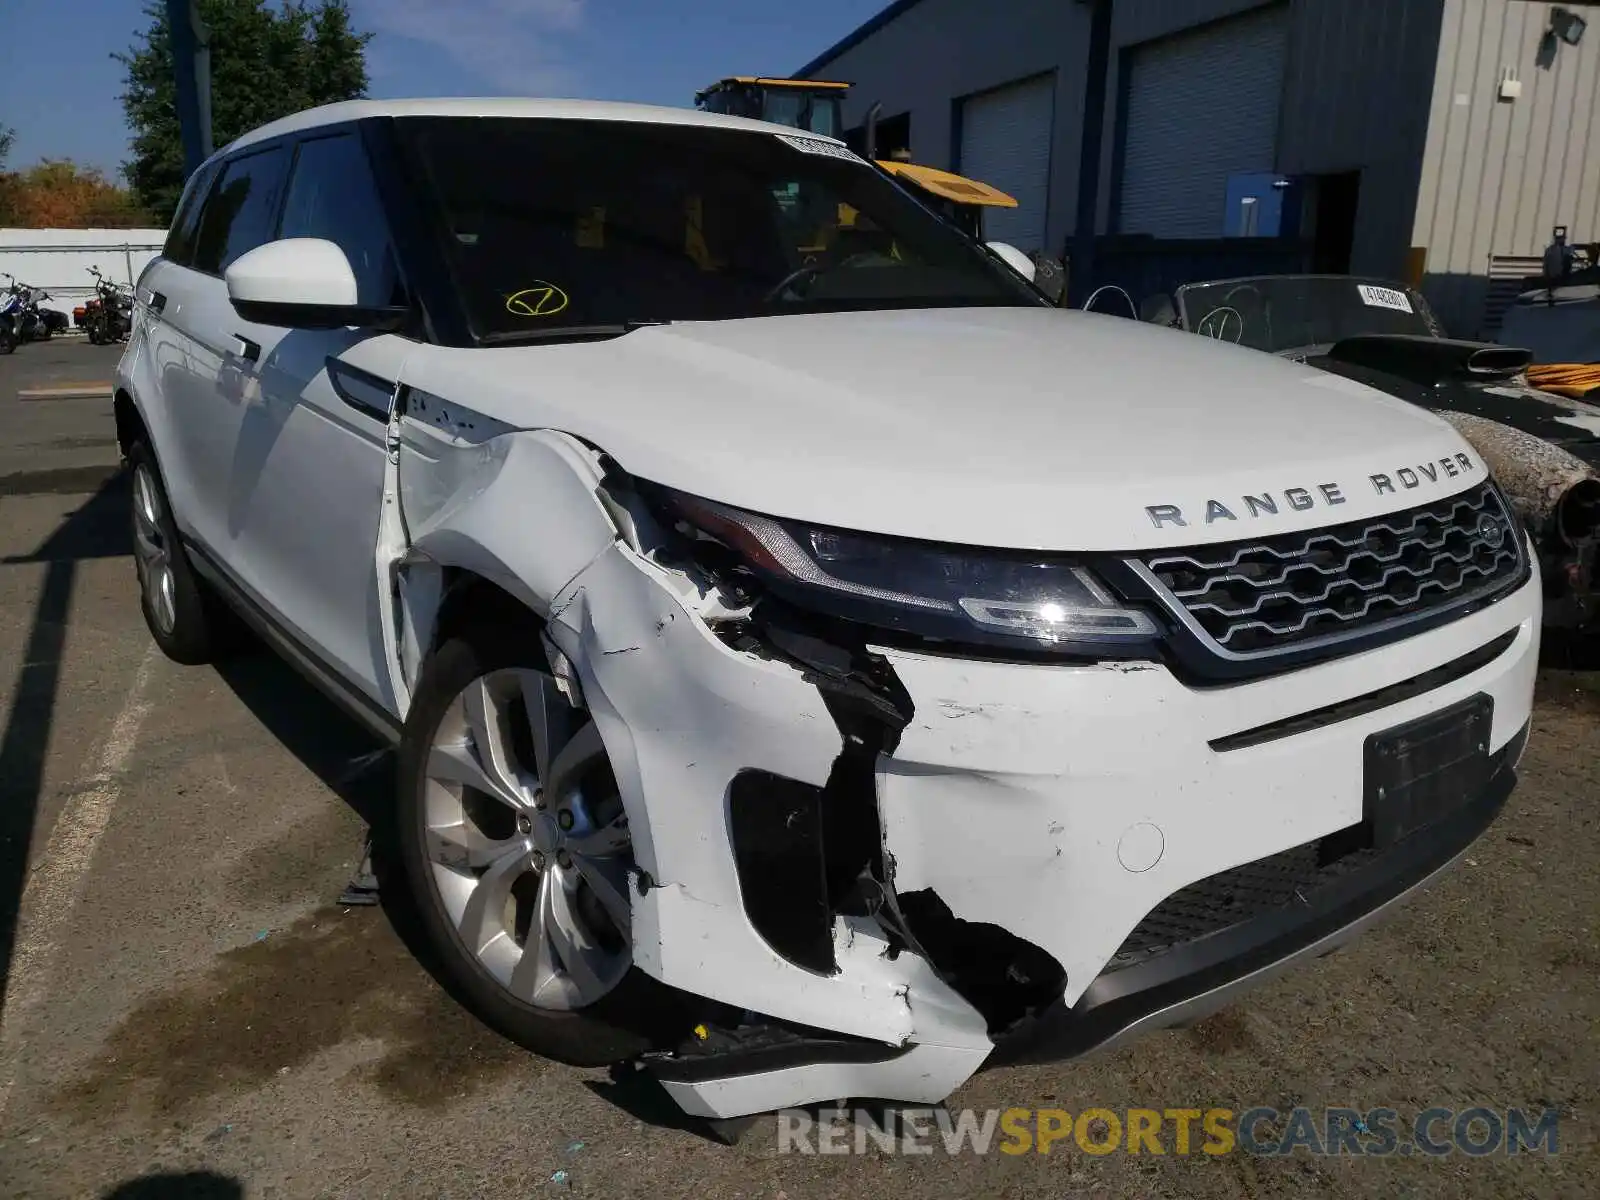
[0,227,168,318]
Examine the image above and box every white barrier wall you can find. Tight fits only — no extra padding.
[0,227,168,317]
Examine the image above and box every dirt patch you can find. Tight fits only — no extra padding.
[1187,1008,1256,1055]
[50,908,530,1122]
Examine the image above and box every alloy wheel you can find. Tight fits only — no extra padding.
[422,669,633,1011]
[131,462,177,636]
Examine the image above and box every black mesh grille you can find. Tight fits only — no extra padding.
[1137,482,1522,657]
[1108,841,1379,973]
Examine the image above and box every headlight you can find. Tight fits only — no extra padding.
[657,489,1160,653]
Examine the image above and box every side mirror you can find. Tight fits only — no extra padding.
[225,238,407,330]
[986,241,1036,283]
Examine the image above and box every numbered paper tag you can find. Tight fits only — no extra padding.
[774,133,863,163]
[1357,284,1414,313]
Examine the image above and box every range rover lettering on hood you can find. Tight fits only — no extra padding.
[1145,452,1478,529]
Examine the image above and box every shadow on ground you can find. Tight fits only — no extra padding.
[102,1171,243,1199]
[1539,626,1600,671]
[0,472,131,1026]
[204,647,480,1044]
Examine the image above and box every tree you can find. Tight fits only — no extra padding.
[1,160,149,228]
[0,126,15,222]
[117,0,371,223]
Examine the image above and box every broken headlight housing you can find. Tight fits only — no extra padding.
[656,489,1161,654]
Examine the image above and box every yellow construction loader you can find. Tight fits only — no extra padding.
[693,77,1019,240]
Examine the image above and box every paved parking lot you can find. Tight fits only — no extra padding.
[0,344,1596,1198]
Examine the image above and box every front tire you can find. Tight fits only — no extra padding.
[127,440,226,665]
[396,621,675,1066]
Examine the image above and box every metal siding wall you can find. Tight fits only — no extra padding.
[1415,0,1600,334]
[798,0,1092,255]
[1113,0,1276,44]
[1276,0,1445,276]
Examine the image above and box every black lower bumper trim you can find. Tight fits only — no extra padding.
[990,719,1527,1066]
[646,1023,911,1085]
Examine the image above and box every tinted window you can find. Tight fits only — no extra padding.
[1176,276,1439,352]
[190,145,290,275]
[279,132,403,307]
[163,159,221,267]
[762,91,842,138]
[399,117,1040,343]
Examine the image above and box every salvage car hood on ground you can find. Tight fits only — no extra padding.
[399,307,1488,552]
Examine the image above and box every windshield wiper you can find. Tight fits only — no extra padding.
[479,320,671,346]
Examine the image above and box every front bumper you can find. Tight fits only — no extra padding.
[993,718,1524,1065]
[546,544,1541,1119]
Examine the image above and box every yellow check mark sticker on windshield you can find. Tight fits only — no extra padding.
[505,282,570,318]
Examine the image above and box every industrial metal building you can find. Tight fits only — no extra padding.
[797,0,1600,336]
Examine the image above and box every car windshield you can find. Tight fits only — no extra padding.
[397,116,1041,342]
[1175,276,1439,354]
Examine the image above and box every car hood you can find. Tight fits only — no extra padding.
[1303,352,1600,468]
[398,307,1487,552]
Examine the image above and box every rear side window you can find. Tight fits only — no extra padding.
[278,132,403,306]
[163,159,220,267]
[190,145,290,275]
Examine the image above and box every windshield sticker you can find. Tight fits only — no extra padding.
[1357,284,1414,313]
[505,282,570,318]
[774,133,863,163]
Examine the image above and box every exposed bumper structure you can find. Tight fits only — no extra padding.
[993,722,1523,1065]
[545,537,1540,1120]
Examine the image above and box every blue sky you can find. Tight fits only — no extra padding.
[0,0,885,177]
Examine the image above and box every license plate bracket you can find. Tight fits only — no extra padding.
[1364,694,1493,847]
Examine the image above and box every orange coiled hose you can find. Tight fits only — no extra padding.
[1527,362,1600,399]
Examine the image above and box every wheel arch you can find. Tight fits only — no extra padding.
[389,426,627,709]
[114,387,147,461]
[429,569,546,652]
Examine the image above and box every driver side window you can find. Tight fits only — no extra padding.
[190,146,290,276]
[278,132,403,308]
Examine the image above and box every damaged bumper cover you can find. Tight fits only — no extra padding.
[544,530,1540,1119]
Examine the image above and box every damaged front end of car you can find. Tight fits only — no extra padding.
[533,474,1169,1117]
[375,381,1535,1123]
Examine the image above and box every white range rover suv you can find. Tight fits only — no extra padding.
[116,98,1540,1120]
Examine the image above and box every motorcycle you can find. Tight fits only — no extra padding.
[38,296,68,337]
[0,275,62,343]
[84,266,133,345]
[0,278,22,354]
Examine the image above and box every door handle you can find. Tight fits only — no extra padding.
[232,333,261,363]
[147,289,167,313]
